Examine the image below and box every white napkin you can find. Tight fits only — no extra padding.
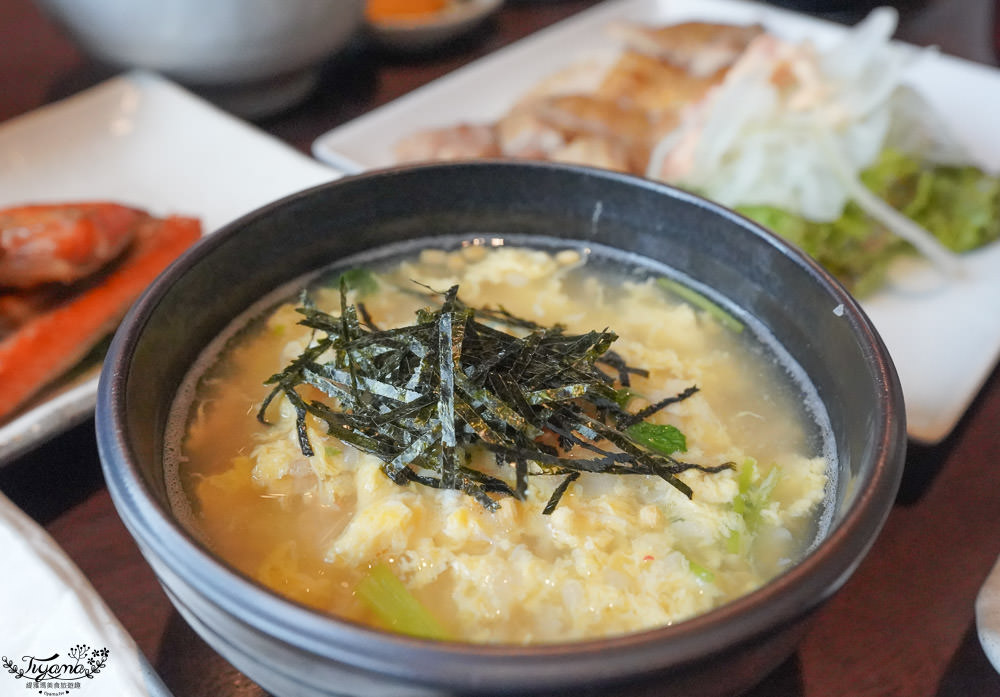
[978,554,1000,674]
[0,490,169,696]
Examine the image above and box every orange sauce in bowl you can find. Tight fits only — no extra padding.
[366,0,448,21]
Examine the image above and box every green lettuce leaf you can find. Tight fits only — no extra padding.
[737,149,1000,296]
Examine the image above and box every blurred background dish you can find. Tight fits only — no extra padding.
[32,0,364,118]
[366,0,503,52]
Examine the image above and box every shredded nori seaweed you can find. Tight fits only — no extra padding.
[259,279,732,512]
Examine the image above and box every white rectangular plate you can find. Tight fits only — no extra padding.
[313,0,1000,444]
[0,70,341,465]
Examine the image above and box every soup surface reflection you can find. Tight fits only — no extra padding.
[167,242,832,644]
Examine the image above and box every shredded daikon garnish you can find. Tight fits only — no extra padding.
[647,7,965,275]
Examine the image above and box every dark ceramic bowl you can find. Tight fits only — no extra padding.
[96,161,905,697]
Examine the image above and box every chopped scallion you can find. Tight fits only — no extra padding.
[658,277,743,333]
[355,562,450,640]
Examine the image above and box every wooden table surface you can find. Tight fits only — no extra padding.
[2,0,1000,695]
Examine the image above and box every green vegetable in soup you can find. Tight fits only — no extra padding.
[626,421,687,456]
[684,555,716,584]
[657,278,743,334]
[356,562,450,640]
[320,267,379,296]
[732,458,779,533]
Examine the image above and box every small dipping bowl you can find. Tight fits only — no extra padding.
[97,161,905,697]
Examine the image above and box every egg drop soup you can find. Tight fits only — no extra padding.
[165,240,833,644]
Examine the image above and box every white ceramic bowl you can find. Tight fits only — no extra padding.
[36,0,364,117]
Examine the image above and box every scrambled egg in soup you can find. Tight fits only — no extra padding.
[168,243,831,644]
